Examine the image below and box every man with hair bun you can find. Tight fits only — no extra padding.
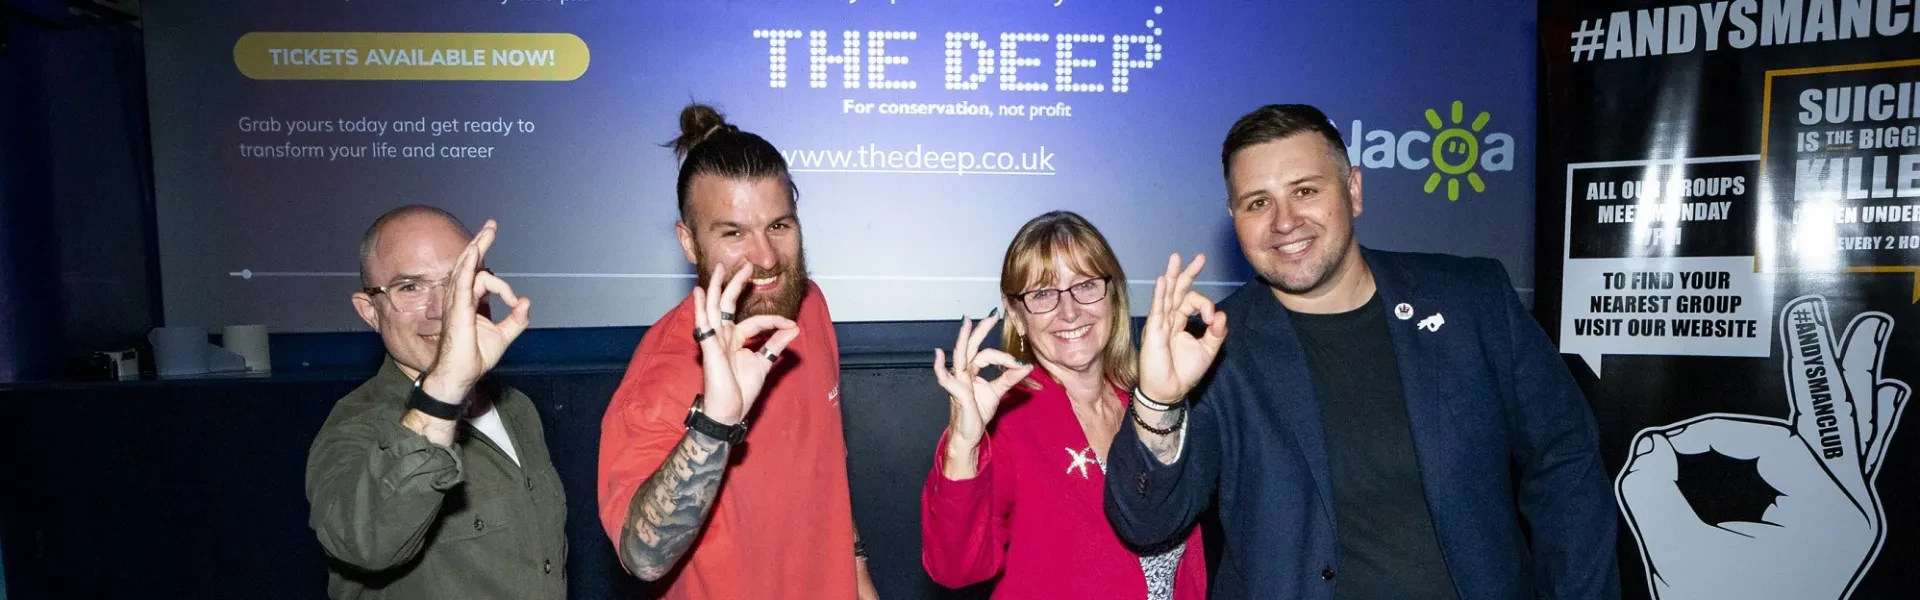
[597,104,879,599]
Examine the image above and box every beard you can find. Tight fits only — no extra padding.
[695,247,810,321]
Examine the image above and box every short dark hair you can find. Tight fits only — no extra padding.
[1220,104,1350,180]
[665,104,798,227]
[358,204,470,286]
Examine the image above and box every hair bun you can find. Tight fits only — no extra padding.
[669,103,733,159]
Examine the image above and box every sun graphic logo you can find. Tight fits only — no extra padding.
[1421,101,1492,202]
[1341,105,1514,198]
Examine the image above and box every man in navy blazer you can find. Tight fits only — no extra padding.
[1106,104,1619,599]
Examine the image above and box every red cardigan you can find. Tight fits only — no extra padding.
[921,369,1208,599]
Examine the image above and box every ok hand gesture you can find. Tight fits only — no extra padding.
[1137,253,1227,405]
[692,263,800,425]
[934,313,1035,452]
[421,220,532,403]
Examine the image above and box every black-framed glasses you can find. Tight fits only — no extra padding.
[1011,277,1109,314]
[363,268,491,312]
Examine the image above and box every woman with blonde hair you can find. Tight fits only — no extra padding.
[920,211,1206,599]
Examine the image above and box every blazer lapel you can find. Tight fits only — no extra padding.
[1363,249,1467,530]
[1240,289,1338,527]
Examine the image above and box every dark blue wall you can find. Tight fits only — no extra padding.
[0,358,995,599]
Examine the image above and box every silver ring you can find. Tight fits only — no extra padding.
[763,349,779,362]
[720,311,734,321]
[693,328,717,343]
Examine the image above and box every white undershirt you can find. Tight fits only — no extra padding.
[468,404,521,466]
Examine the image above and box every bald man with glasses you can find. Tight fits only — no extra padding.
[306,205,567,599]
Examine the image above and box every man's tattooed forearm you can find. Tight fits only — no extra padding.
[618,431,731,580]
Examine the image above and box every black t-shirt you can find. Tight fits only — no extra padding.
[1289,294,1458,600]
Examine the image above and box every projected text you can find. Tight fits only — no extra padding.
[754,6,1164,93]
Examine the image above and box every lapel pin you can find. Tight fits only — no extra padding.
[1394,302,1414,320]
[1417,313,1446,332]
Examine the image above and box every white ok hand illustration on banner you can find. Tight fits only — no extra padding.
[1616,295,1911,600]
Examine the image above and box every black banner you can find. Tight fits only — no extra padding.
[1541,2,1920,598]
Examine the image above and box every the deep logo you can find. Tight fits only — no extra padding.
[755,6,1164,93]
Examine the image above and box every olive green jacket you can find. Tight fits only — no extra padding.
[305,359,567,599]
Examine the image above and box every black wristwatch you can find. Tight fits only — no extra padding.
[685,394,748,445]
[407,373,466,420]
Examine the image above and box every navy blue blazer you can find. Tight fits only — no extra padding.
[1105,248,1619,600]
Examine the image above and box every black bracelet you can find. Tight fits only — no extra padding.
[406,373,465,420]
[1130,401,1185,436]
[853,540,868,559]
[684,394,749,445]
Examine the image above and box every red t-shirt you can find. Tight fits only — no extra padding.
[598,282,854,599]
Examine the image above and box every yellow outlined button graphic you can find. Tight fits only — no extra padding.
[234,32,588,81]
[1759,58,1920,301]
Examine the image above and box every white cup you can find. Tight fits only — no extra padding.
[222,324,271,372]
[149,326,209,376]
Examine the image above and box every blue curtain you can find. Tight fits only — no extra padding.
[0,3,155,383]
[0,5,59,383]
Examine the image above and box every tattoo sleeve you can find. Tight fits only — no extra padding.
[618,430,731,580]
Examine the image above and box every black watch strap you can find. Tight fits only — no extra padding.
[407,374,466,420]
[685,394,748,445]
